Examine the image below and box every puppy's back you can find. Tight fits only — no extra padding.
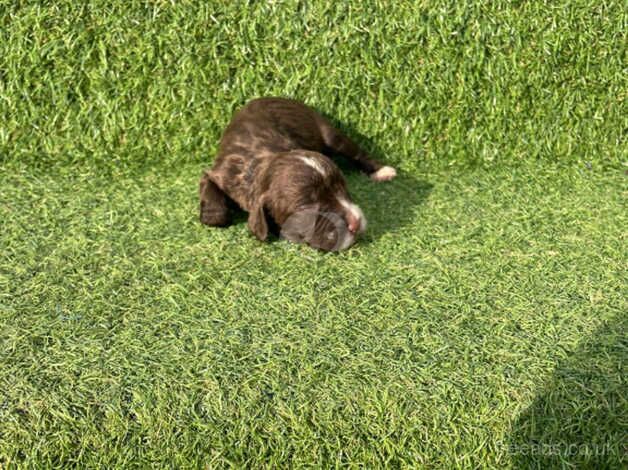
[218,97,326,159]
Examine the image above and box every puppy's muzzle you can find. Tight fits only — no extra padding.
[280,210,361,252]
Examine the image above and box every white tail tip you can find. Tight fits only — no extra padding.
[370,166,397,181]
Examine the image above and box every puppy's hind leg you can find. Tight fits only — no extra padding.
[199,171,230,226]
[316,116,397,181]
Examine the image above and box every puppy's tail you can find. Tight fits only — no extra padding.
[316,116,396,181]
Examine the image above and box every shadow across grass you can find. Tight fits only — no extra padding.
[507,314,627,469]
[346,172,432,244]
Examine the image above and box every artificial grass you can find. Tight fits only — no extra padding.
[1,0,626,468]
[1,162,625,467]
[0,1,625,172]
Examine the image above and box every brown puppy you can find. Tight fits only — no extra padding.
[200,97,396,251]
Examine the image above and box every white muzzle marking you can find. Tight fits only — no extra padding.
[338,197,366,234]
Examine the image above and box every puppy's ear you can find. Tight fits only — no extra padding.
[248,199,269,241]
[279,204,319,244]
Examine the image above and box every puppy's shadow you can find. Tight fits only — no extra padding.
[347,171,432,244]
[319,113,433,243]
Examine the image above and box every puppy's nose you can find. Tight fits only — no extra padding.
[346,213,360,234]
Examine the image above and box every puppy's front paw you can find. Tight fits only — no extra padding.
[370,166,397,182]
[200,204,230,227]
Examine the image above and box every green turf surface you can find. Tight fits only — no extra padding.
[1,0,626,468]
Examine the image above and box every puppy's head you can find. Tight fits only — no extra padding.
[250,151,366,251]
